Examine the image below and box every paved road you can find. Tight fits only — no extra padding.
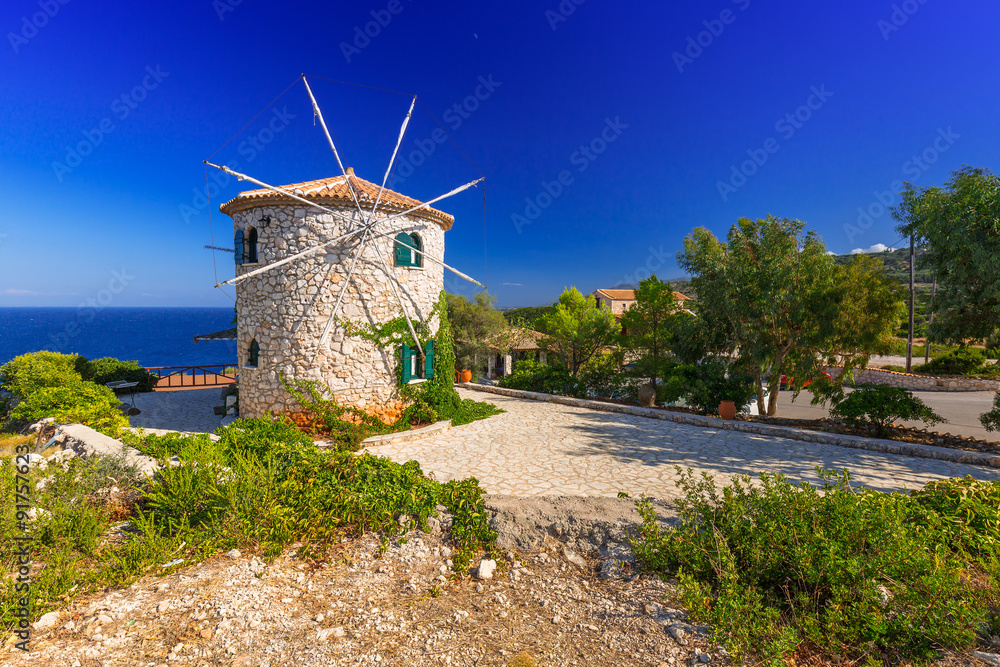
[129,387,225,433]
[367,389,1000,500]
[775,389,999,442]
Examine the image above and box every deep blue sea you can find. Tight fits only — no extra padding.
[0,308,237,368]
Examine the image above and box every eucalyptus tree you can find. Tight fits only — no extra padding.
[678,216,904,416]
[893,166,1000,345]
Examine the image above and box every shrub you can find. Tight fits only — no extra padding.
[910,476,1000,558]
[631,467,1000,665]
[498,359,583,397]
[407,379,503,426]
[0,351,86,397]
[82,357,158,392]
[830,384,944,436]
[9,381,128,435]
[679,360,756,415]
[982,392,1000,433]
[404,399,438,426]
[915,347,989,376]
[578,351,623,398]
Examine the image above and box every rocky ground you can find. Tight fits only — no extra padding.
[2,528,721,667]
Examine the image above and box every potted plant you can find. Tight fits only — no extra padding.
[714,370,756,420]
[637,383,656,407]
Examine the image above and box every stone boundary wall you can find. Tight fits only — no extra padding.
[825,366,1000,392]
[457,383,1000,470]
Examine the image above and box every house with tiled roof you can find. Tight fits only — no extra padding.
[589,288,692,318]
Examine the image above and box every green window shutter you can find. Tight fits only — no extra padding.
[234,230,244,266]
[411,233,423,267]
[394,233,413,266]
[401,344,413,383]
[424,340,435,380]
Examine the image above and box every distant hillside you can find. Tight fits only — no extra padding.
[832,247,934,285]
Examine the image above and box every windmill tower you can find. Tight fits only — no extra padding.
[208,76,484,422]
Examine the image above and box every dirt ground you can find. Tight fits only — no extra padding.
[1,529,719,667]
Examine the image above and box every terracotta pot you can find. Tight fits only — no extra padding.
[638,384,656,407]
[718,400,737,420]
[460,370,473,383]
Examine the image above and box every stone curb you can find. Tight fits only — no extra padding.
[317,420,453,449]
[458,383,1000,470]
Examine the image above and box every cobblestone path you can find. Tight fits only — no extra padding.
[367,390,1000,499]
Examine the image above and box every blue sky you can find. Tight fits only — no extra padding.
[1,0,996,309]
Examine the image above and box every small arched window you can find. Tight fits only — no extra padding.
[394,233,423,267]
[246,227,258,263]
[247,339,259,368]
[234,230,245,266]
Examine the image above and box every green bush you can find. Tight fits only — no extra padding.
[128,423,497,568]
[404,399,438,426]
[982,392,1000,433]
[81,357,158,392]
[914,347,991,376]
[408,379,503,426]
[2,419,499,631]
[578,352,624,398]
[678,360,756,415]
[631,467,1000,665]
[9,381,128,435]
[498,359,583,396]
[0,351,86,397]
[830,384,944,436]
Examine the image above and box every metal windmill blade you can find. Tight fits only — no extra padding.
[208,76,485,420]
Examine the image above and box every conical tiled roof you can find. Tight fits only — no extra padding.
[219,170,454,229]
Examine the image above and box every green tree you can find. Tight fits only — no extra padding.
[893,166,1000,344]
[678,216,903,416]
[539,287,618,376]
[620,275,678,388]
[446,292,506,372]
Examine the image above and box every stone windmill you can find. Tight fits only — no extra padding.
[207,76,484,422]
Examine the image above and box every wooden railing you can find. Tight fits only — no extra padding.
[145,364,237,390]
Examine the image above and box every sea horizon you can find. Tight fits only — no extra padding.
[0,307,237,368]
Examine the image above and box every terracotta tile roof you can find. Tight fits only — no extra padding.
[219,170,455,230]
[591,289,692,302]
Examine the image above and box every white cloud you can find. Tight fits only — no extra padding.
[3,288,79,296]
[850,243,891,255]
[500,282,523,287]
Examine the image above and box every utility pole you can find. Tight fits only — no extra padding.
[925,274,936,364]
[906,233,915,373]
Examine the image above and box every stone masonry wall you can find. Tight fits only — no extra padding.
[825,366,1000,392]
[230,203,444,420]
